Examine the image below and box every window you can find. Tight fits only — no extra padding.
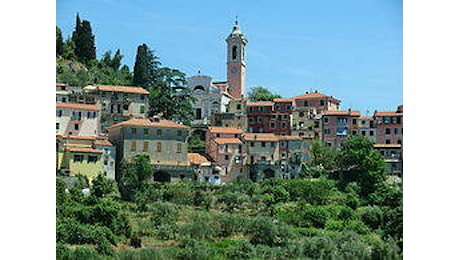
[320,100,325,106]
[56,123,59,130]
[73,154,83,162]
[299,132,304,136]
[397,139,402,145]
[72,111,82,120]
[177,143,182,153]
[144,128,149,135]
[143,141,149,152]
[140,95,145,100]
[352,130,357,135]
[261,142,266,147]
[140,106,145,114]
[156,142,162,152]
[250,142,254,147]
[178,130,182,136]
[236,104,241,110]
[195,108,202,119]
[62,97,67,102]
[225,154,229,160]
[282,123,287,128]
[304,101,308,106]
[232,45,237,60]
[131,128,137,134]
[131,141,137,151]
[386,128,391,135]
[248,107,253,112]
[394,128,398,135]
[271,142,275,147]
[270,122,275,128]
[286,104,291,111]
[352,119,357,125]
[56,110,62,117]
[386,139,391,144]
[88,155,98,163]
[123,104,129,110]
[370,130,374,136]
[324,117,329,123]
[299,112,305,117]
[157,129,162,136]
[216,133,221,138]
[275,105,280,111]
[74,124,79,130]
[361,130,366,136]
[87,111,96,118]
[396,117,402,124]
[324,128,331,134]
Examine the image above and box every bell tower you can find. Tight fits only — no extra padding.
[226,20,248,98]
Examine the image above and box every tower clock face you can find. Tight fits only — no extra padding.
[231,67,238,74]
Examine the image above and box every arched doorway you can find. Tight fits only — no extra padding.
[153,171,171,183]
[263,168,275,179]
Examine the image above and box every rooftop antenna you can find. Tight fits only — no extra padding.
[235,15,238,25]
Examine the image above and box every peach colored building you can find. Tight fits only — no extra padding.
[56,102,100,137]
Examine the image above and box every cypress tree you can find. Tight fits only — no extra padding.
[56,26,64,56]
[72,14,96,64]
[132,44,160,88]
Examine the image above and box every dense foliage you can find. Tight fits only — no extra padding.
[57,137,402,259]
[247,86,282,101]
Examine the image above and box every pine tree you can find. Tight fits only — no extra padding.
[56,26,64,56]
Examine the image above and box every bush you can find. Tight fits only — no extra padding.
[149,201,179,226]
[175,238,214,260]
[92,174,115,198]
[218,213,245,237]
[358,206,384,230]
[156,223,178,240]
[225,240,256,259]
[245,215,293,247]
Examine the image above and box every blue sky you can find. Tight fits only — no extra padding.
[57,0,402,114]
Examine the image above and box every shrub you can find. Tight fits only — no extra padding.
[245,216,293,247]
[358,205,384,230]
[156,223,178,240]
[149,201,178,226]
[218,213,245,237]
[175,238,214,260]
[225,240,256,259]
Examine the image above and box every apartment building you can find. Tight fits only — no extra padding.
[374,106,403,145]
[206,126,247,181]
[373,144,403,176]
[247,101,274,133]
[56,102,100,137]
[243,133,282,181]
[107,117,192,182]
[322,110,361,148]
[56,135,116,181]
[357,116,377,143]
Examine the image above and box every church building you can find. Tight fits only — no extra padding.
[187,21,248,129]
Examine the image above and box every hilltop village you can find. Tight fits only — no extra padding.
[56,22,403,185]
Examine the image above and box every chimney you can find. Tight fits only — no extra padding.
[150,116,160,122]
[305,91,309,94]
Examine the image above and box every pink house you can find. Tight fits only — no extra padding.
[374,106,403,145]
[322,110,360,148]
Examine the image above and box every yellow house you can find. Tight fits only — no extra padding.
[56,135,107,182]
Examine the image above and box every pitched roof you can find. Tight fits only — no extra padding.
[96,85,150,95]
[358,116,373,120]
[56,102,99,111]
[93,140,113,146]
[243,133,279,142]
[107,118,190,129]
[246,101,274,107]
[188,153,210,165]
[273,98,294,103]
[373,144,402,149]
[374,111,403,117]
[65,147,103,153]
[278,135,303,141]
[56,83,68,87]
[208,126,243,134]
[293,91,341,103]
[323,110,360,117]
[214,138,243,145]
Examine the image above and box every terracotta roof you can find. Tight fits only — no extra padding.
[65,147,103,153]
[243,133,279,142]
[107,118,189,129]
[208,126,243,134]
[212,81,227,86]
[278,135,303,141]
[93,140,113,146]
[56,83,68,87]
[374,111,403,117]
[57,135,109,141]
[188,153,210,165]
[96,85,150,95]
[214,138,243,145]
[56,102,99,111]
[293,92,341,103]
[323,110,360,117]
[273,98,294,103]
[373,144,402,149]
[246,101,274,107]
[359,116,373,120]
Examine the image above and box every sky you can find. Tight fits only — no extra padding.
[56,0,402,114]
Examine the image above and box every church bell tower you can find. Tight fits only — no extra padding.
[226,20,248,98]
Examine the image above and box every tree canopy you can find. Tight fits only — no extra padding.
[247,86,282,101]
